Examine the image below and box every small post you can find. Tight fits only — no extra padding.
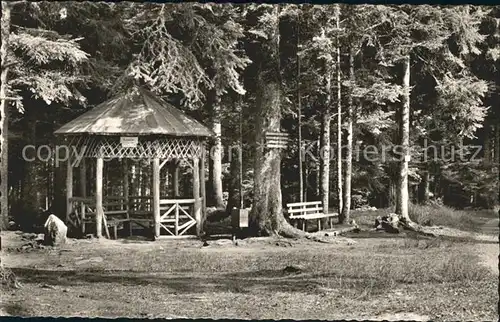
[96,157,104,238]
[175,204,179,236]
[193,157,201,236]
[153,158,161,239]
[66,158,73,223]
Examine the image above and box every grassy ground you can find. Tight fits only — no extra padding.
[352,204,498,233]
[1,219,498,320]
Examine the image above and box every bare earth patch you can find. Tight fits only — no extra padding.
[1,230,498,320]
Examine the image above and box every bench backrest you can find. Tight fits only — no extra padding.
[286,201,323,219]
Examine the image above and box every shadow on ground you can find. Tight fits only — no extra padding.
[10,267,361,295]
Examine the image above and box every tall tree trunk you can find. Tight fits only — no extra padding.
[396,55,411,220]
[340,48,354,223]
[228,99,244,212]
[495,123,500,204]
[250,78,293,236]
[250,6,299,237]
[297,17,303,203]
[304,158,309,202]
[130,163,135,196]
[53,156,65,220]
[495,124,500,166]
[210,95,224,209]
[21,114,39,218]
[0,1,11,230]
[316,137,320,199]
[46,155,53,209]
[320,97,331,214]
[335,4,343,216]
[226,146,241,213]
[137,165,142,196]
[484,129,492,164]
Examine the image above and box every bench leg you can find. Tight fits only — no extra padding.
[113,225,118,240]
[329,217,333,228]
[318,219,321,231]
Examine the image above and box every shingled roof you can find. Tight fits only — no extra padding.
[54,87,214,137]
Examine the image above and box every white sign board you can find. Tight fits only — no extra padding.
[120,137,138,148]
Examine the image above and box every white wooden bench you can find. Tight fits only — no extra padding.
[286,201,338,231]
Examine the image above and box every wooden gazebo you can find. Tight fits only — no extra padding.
[54,86,213,239]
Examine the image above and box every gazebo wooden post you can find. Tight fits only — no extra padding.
[79,158,86,234]
[200,144,206,233]
[66,157,73,223]
[96,157,104,238]
[153,158,161,239]
[172,160,180,197]
[123,158,131,236]
[192,157,201,236]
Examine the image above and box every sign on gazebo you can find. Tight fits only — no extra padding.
[120,137,138,148]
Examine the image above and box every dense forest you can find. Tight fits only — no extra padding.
[1,2,499,235]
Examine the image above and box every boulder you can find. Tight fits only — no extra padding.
[43,214,67,246]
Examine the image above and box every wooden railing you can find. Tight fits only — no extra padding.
[158,198,196,236]
[68,195,203,237]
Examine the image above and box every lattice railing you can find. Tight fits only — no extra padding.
[159,199,197,236]
[63,135,205,160]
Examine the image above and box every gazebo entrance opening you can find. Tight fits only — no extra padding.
[54,87,212,239]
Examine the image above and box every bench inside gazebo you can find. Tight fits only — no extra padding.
[54,86,213,239]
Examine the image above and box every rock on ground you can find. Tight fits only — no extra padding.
[43,214,67,246]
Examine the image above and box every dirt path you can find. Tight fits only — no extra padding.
[477,243,499,276]
[480,218,499,236]
[478,218,499,275]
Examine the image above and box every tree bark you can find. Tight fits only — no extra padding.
[340,48,354,224]
[250,77,286,235]
[53,142,65,220]
[495,124,500,166]
[495,123,500,204]
[210,95,224,209]
[226,146,241,214]
[315,137,320,199]
[297,18,303,203]
[320,100,331,214]
[249,6,299,237]
[396,55,411,221]
[335,4,343,216]
[21,112,40,219]
[226,98,243,215]
[131,162,136,196]
[0,1,11,230]
[484,129,492,164]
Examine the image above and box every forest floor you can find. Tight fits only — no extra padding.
[1,210,498,321]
